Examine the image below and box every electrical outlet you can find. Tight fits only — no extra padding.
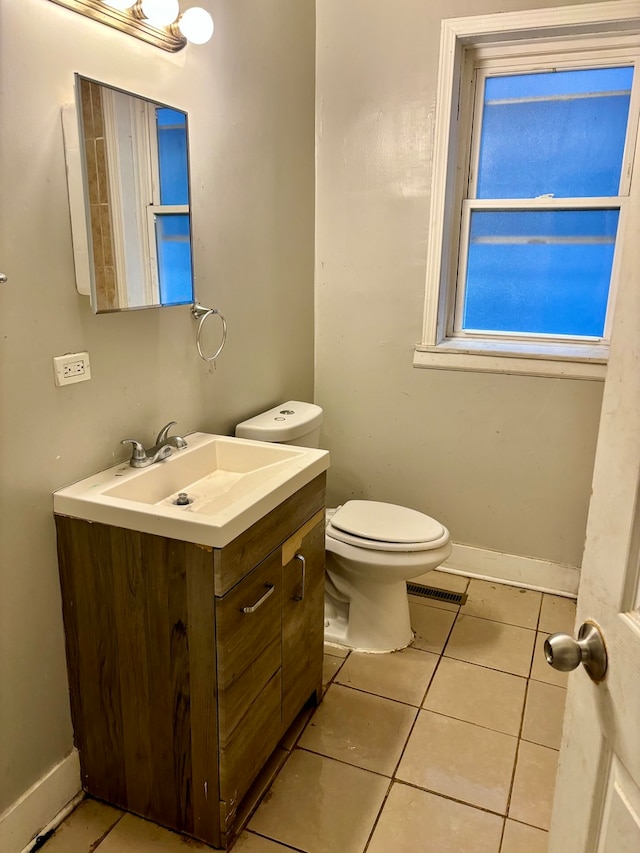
[53,352,91,387]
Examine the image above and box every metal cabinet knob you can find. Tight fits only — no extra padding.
[544,621,607,682]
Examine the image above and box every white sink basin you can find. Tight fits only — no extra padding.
[54,433,330,547]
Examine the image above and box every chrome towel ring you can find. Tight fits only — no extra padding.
[191,302,227,363]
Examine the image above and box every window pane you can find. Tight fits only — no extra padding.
[463,209,619,337]
[155,214,193,305]
[476,67,633,199]
[156,108,189,205]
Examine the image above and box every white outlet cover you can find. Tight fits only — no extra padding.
[53,352,91,386]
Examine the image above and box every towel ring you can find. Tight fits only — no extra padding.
[191,302,228,363]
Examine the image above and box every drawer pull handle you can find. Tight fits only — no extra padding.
[242,584,275,614]
[293,554,306,601]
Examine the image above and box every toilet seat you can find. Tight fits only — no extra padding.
[326,500,449,553]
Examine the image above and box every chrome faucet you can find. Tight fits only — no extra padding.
[154,421,188,450]
[121,421,188,468]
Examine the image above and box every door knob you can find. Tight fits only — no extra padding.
[544,621,607,682]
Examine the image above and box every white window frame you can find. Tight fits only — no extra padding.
[414,1,640,380]
[103,90,158,308]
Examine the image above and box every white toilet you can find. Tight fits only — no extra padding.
[236,401,452,653]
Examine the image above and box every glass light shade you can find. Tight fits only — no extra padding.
[102,0,137,9]
[140,0,180,27]
[178,7,214,44]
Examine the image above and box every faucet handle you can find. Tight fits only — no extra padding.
[121,439,146,462]
[155,421,178,445]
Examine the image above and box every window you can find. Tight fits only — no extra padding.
[148,107,193,305]
[415,3,640,379]
[102,91,193,308]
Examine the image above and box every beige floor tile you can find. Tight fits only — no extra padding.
[335,647,438,706]
[509,741,559,831]
[248,749,389,853]
[38,798,122,853]
[428,569,470,593]
[299,683,417,775]
[409,603,456,653]
[397,710,518,814]
[538,594,577,634]
[323,653,345,692]
[324,641,350,658]
[444,614,536,677]
[530,632,569,687]
[501,819,549,853]
[367,782,503,853]
[522,681,567,749]
[423,657,526,736]
[462,580,542,629]
[96,812,211,851]
[233,831,297,851]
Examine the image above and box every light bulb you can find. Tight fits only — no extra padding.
[102,0,136,9]
[178,7,214,44]
[140,0,180,27]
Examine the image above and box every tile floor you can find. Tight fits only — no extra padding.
[41,571,576,853]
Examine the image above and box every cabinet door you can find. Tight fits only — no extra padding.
[216,550,282,827]
[281,512,325,729]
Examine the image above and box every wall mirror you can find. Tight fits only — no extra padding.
[63,75,194,312]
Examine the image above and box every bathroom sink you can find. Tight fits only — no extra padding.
[53,433,329,547]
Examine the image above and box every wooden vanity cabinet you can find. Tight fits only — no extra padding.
[55,474,326,849]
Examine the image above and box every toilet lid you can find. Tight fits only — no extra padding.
[329,500,446,545]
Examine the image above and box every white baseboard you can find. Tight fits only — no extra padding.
[442,542,579,598]
[0,749,82,853]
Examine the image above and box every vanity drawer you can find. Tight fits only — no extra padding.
[216,550,282,731]
[213,473,326,595]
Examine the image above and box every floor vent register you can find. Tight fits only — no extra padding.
[406,583,468,606]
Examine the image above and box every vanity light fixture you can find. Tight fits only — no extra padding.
[48,0,214,52]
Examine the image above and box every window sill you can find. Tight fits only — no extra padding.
[414,339,607,380]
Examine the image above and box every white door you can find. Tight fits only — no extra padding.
[548,135,640,850]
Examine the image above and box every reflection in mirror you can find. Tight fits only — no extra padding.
[75,75,194,312]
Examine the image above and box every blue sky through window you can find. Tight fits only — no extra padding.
[464,210,618,336]
[463,66,633,339]
[156,214,192,305]
[476,67,633,198]
[156,108,189,206]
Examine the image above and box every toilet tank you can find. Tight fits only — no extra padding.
[235,401,323,447]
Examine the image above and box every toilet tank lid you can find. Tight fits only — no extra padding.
[330,500,446,544]
[235,401,323,442]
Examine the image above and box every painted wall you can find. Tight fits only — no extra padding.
[315,0,605,569]
[0,0,315,821]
